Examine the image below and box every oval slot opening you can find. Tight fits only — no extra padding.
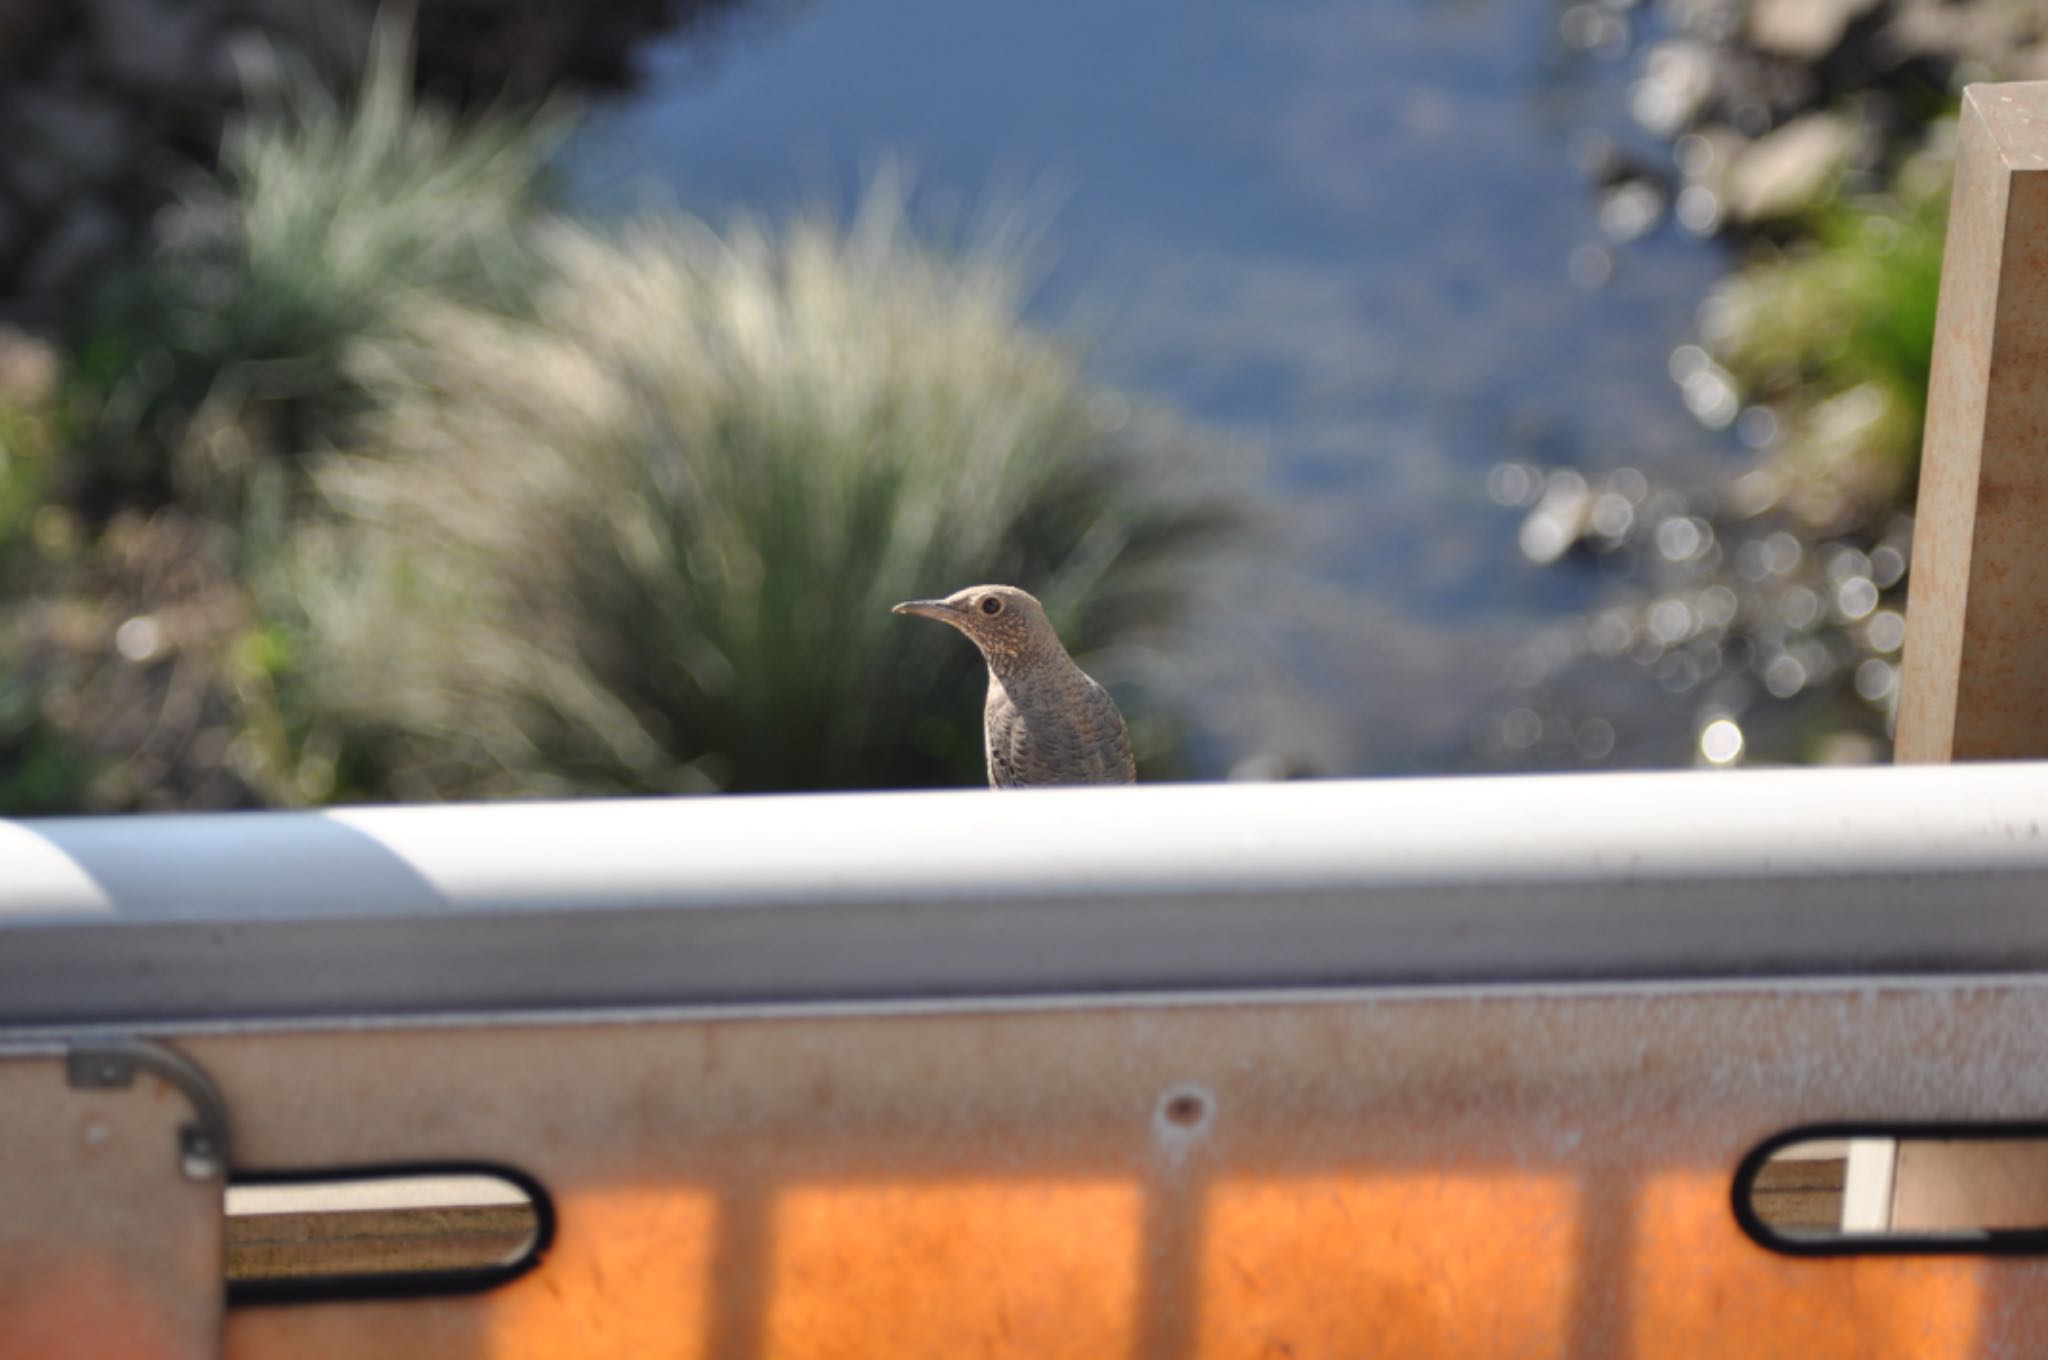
[1738,1126,2048,1254]
[226,1164,551,1303]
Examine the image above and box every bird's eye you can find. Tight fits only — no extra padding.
[980,597,1003,616]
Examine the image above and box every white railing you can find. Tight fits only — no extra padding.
[4,760,2048,1030]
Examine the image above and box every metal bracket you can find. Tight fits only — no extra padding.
[67,1038,231,1181]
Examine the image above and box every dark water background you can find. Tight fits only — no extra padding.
[567,0,1743,774]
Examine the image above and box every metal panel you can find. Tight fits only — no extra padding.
[0,1046,226,1359]
[195,980,2048,1359]
[5,763,2048,1027]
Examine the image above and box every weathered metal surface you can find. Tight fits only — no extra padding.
[1898,82,2048,761]
[7,764,2048,1029]
[0,1050,225,1360]
[189,981,2048,1358]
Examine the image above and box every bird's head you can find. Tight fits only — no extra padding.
[892,584,1061,667]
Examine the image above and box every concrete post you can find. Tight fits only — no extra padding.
[1897,83,2048,761]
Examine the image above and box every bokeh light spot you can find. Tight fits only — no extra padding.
[1699,718,1744,766]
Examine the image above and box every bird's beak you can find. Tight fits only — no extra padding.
[892,599,962,622]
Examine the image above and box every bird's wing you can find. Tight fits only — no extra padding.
[985,706,1021,788]
[1076,675,1137,783]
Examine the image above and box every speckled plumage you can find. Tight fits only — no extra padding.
[893,585,1136,788]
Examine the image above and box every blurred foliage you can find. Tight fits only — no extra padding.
[0,338,91,813]
[0,408,48,573]
[1,39,1233,810]
[6,508,267,810]
[1706,124,1953,530]
[278,197,1235,797]
[1491,118,1954,770]
[63,24,559,522]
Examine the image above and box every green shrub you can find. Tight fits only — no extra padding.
[1710,126,1951,524]
[65,26,558,520]
[0,340,94,813]
[6,31,565,811]
[279,196,1236,795]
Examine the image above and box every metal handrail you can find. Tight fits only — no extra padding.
[4,762,2047,1029]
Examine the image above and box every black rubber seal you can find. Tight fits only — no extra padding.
[225,1160,555,1306]
[1734,1120,2048,1257]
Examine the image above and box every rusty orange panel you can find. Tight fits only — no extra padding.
[492,1188,716,1359]
[766,1180,1143,1358]
[228,1188,718,1359]
[1632,1169,1983,1360]
[1197,1173,1579,1359]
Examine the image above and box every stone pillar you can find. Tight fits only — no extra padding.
[1896,82,2048,762]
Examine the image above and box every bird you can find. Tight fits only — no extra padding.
[893,585,1136,788]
